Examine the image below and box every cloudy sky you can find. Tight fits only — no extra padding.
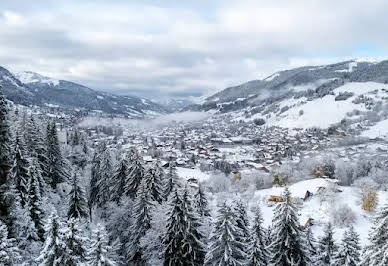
[1,0,387,99]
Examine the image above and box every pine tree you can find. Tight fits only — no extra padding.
[204,202,247,266]
[27,162,46,240]
[46,121,68,188]
[89,149,102,210]
[269,187,307,266]
[110,156,129,202]
[68,173,89,220]
[247,206,268,266]
[182,187,206,265]
[37,213,66,265]
[0,87,12,222]
[163,189,186,265]
[89,145,113,208]
[332,225,360,266]
[234,200,250,244]
[317,223,337,266]
[0,220,21,265]
[25,116,49,181]
[125,152,144,198]
[97,147,113,206]
[361,203,388,265]
[144,162,164,203]
[164,162,180,199]
[304,226,318,264]
[126,181,153,264]
[88,224,121,266]
[62,218,88,266]
[11,130,30,206]
[194,183,211,217]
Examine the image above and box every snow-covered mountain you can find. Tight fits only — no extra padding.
[191,59,388,129]
[0,67,168,117]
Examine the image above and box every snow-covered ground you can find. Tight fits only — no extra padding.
[362,119,388,140]
[249,178,388,243]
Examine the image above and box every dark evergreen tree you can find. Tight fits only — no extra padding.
[164,162,180,199]
[37,213,66,265]
[0,88,12,222]
[68,173,89,220]
[89,148,102,211]
[234,200,250,244]
[11,130,30,206]
[25,116,49,181]
[194,183,211,217]
[163,189,186,265]
[126,181,153,264]
[317,223,337,266]
[144,161,164,203]
[163,188,205,266]
[304,226,318,264]
[361,203,388,265]
[27,162,45,241]
[181,187,206,265]
[247,206,269,266]
[204,202,247,266]
[270,187,307,266]
[332,225,360,266]
[125,152,144,198]
[46,121,68,188]
[89,144,112,208]
[62,218,88,266]
[110,155,129,203]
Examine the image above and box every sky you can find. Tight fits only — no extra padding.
[1,0,388,100]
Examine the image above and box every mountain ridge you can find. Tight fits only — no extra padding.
[0,67,168,117]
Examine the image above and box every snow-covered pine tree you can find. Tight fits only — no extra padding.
[164,162,180,199]
[194,183,211,217]
[88,224,122,266]
[332,225,360,266]
[0,220,21,265]
[361,203,388,265]
[181,187,206,265]
[25,116,49,181]
[234,200,250,245]
[125,151,144,198]
[62,218,88,266]
[9,196,40,263]
[96,146,113,206]
[68,173,89,220]
[317,223,337,266]
[163,189,186,265]
[37,213,66,265]
[110,155,129,203]
[204,202,247,266]
[269,187,307,266]
[89,148,103,210]
[27,162,46,240]
[11,130,30,207]
[303,226,318,264]
[126,180,153,264]
[46,121,68,188]
[0,87,12,222]
[247,206,269,266]
[144,162,164,203]
[89,144,113,208]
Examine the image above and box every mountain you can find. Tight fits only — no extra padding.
[0,67,167,117]
[190,59,388,129]
[155,98,195,112]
